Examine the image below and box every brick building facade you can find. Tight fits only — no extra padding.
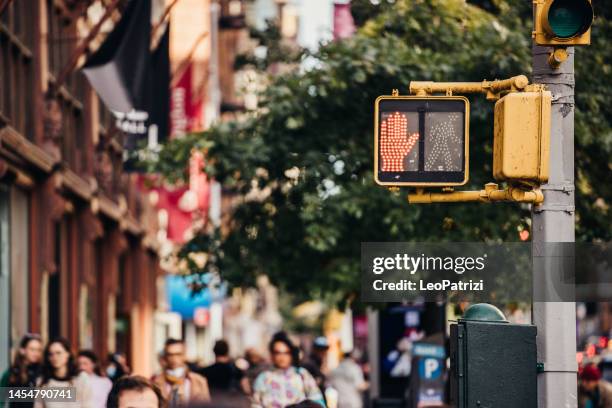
[0,0,161,376]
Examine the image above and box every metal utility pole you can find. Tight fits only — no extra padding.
[531,42,577,407]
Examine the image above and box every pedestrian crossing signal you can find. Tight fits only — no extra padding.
[493,90,552,183]
[374,96,469,187]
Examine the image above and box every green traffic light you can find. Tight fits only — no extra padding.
[548,0,593,39]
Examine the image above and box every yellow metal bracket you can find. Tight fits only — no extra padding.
[409,75,529,101]
[401,75,548,205]
[408,183,544,204]
[548,47,569,69]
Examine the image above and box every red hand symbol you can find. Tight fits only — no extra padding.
[380,112,419,172]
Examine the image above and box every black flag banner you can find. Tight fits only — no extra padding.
[82,0,170,170]
[121,22,170,170]
[149,22,170,147]
[82,0,151,113]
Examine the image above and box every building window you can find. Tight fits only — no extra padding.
[0,1,34,138]
[79,284,94,349]
[219,0,246,29]
[0,186,31,372]
[9,188,29,363]
[0,184,10,372]
[47,0,86,171]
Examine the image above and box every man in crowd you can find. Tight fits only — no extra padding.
[199,339,243,397]
[302,336,330,395]
[241,347,268,395]
[106,376,164,408]
[329,350,369,408]
[152,338,210,405]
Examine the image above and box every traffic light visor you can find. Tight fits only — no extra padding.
[374,96,469,187]
[545,0,593,39]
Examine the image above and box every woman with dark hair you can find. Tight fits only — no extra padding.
[0,333,43,408]
[251,332,325,408]
[34,338,92,408]
[105,353,130,383]
[77,350,112,408]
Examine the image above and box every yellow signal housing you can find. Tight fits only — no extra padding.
[534,0,594,46]
[493,90,552,184]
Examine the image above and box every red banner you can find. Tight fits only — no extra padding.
[170,64,203,138]
[333,2,355,40]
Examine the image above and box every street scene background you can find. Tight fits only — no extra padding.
[0,0,610,407]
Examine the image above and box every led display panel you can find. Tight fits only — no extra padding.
[374,96,469,186]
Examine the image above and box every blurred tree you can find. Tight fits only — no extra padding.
[146,0,610,304]
[350,0,396,27]
[234,19,305,71]
[574,1,612,241]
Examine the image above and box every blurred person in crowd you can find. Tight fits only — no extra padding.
[286,401,327,408]
[329,350,368,408]
[198,340,243,397]
[34,338,92,408]
[579,364,612,408]
[181,392,251,408]
[302,336,332,405]
[77,350,112,408]
[251,332,324,408]
[155,351,167,379]
[0,333,43,408]
[106,376,165,408]
[240,348,268,395]
[152,338,210,406]
[106,353,130,383]
[301,337,329,395]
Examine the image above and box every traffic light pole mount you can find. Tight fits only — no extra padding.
[405,74,546,204]
[408,183,544,204]
[409,75,529,100]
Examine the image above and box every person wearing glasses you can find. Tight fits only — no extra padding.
[34,337,93,408]
[251,332,325,408]
[0,333,43,408]
[152,338,210,406]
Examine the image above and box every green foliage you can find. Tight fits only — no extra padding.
[234,20,305,71]
[147,0,611,304]
[350,0,396,27]
[574,7,612,241]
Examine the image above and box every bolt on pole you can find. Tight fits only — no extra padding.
[531,42,578,408]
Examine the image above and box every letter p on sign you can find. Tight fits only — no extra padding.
[425,358,439,378]
[419,357,442,380]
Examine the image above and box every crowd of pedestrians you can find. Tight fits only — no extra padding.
[0,332,368,408]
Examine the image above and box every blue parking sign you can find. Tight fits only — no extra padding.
[419,357,442,380]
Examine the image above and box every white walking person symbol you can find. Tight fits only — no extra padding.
[425,113,461,171]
